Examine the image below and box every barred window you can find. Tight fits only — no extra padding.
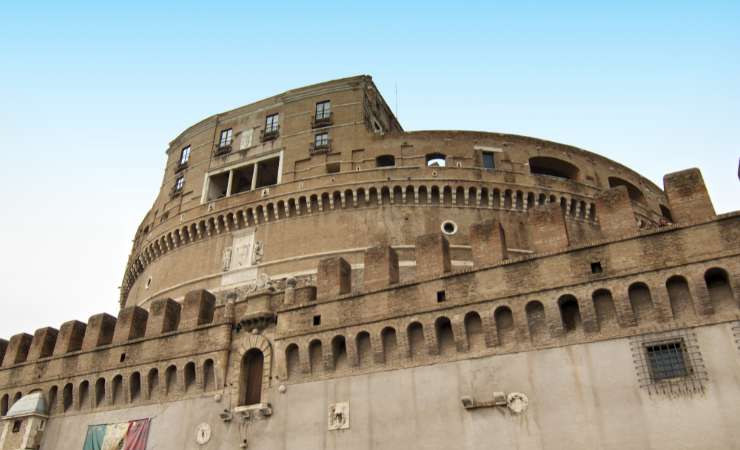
[646,341,689,382]
[265,114,279,133]
[316,101,331,120]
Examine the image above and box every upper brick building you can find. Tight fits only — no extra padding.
[0,75,737,450]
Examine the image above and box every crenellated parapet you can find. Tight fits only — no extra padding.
[272,171,738,383]
[0,289,232,417]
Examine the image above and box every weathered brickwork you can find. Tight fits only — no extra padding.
[0,76,737,450]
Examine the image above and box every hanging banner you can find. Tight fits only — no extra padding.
[82,419,150,450]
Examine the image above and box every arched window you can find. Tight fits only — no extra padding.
[285,345,300,379]
[666,275,695,320]
[165,365,177,397]
[381,327,398,361]
[494,306,514,345]
[528,157,579,180]
[111,375,123,406]
[704,268,736,313]
[628,282,654,323]
[184,362,196,393]
[309,340,323,374]
[78,381,89,410]
[203,359,216,391]
[426,153,446,167]
[434,317,455,355]
[94,378,106,407]
[240,349,264,406]
[47,387,57,415]
[147,369,159,400]
[62,383,73,412]
[559,295,582,332]
[592,289,617,328]
[659,205,673,222]
[406,323,424,360]
[355,332,372,367]
[464,312,484,351]
[608,177,645,203]
[1,394,9,416]
[525,301,546,343]
[376,155,395,167]
[130,372,141,402]
[331,336,348,370]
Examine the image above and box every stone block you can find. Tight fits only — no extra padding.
[363,245,399,290]
[81,313,117,351]
[530,203,570,253]
[53,320,87,355]
[146,298,181,336]
[663,168,715,224]
[470,219,508,266]
[317,257,352,298]
[595,186,638,239]
[113,306,149,343]
[181,290,216,328]
[2,333,33,366]
[27,327,59,360]
[415,233,451,279]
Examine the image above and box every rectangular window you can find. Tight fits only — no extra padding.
[174,176,185,193]
[206,172,229,201]
[482,151,495,169]
[219,129,233,147]
[265,114,279,133]
[314,132,329,148]
[179,146,191,165]
[646,340,689,382]
[255,157,280,188]
[316,101,331,120]
[232,164,255,195]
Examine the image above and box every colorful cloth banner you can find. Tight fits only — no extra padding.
[82,419,150,450]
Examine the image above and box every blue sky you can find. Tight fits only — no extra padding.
[0,1,737,337]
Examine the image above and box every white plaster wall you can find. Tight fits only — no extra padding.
[40,322,740,450]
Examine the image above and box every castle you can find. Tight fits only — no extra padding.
[0,75,738,449]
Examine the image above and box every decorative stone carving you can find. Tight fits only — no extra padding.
[506,392,528,414]
[253,240,264,264]
[328,402,350,430]
[222,248,232,272]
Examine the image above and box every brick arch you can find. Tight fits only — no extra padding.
[238,333,273,390]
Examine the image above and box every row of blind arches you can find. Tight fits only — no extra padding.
[283,267,736,379]
[0,359,217,416]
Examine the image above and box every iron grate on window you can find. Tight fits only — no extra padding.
[645,341,689,381]
[630,329,707,397]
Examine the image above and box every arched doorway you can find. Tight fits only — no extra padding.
[241,349,264,406]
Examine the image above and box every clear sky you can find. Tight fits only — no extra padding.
[0,1,737,338]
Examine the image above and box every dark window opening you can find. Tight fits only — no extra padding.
[12,420,21,433]
[240,349,264,406]
[314,132,329,148]
[591,262,603,274]
[326,162,341,174]
[232,164,255,194]
[265,114,279,134]
[559,296,581,331]
[179,146,191,166]
[173,176,185,193]
[426,153,446,167]
[529,157,579,180]
[207,172,229,201]
[482,151,495,169]
[255,157,280,188]
[608,177,645,203]
[437,290,446,303]
[646,341,689,382]
[219,129,233,147]
[313,315,321,326]
[119,353,126,363]
[660,205,673,222]
[316,101,331,120]
[376,155,395,167]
